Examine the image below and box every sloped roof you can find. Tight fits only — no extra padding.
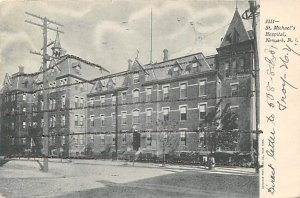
[220,10,250,48]
[89,75,126,94]
[144,52,212,82]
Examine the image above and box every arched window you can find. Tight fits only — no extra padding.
[133,89,139,103]
[132,109,140,124]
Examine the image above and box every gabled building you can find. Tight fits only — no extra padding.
[0,31,110,156]
[85,9,255,157]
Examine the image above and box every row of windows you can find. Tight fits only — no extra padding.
[3,94,16,102]
[87,131,208,147]
[74,96,85,108]
[224,58,246,77]
[74,114,84,126]
[88,81,208,107]
[89,104,208,127]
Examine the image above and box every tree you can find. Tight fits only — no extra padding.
[200,99,239,154]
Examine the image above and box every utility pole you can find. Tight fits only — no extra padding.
[115,92,118,160]
[25,12,64,172]
[242,0,260,173]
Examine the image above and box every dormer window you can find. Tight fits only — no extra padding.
[173,67,179,72]
[192,62,198,68]
[133,73,139,84]
[72,62,82,74]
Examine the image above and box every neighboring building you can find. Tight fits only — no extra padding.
[0,31,109,156]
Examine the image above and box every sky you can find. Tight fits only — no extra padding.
[0,0,252,84]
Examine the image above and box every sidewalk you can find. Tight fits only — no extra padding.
[6,157,257,176]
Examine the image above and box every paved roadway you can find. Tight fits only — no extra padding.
[0,159,258,198]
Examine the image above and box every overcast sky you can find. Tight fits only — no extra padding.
[0,0,252,84]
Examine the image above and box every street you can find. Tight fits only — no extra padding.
[0,159,258,198]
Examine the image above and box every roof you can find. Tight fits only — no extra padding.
[144,52,212,82]
[220,10,251,48]
[52,30,61,49]
[89,75,126,94]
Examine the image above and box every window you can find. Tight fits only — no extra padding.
[180,106,187,121]
[146,108,152,123]
[112,135,116,145]
[180,130,187,145]
[231,83,239,96]
[80,97,84,108]
[11,122,15,130]
[232,60,237,76]
[61,136,65,145]
[121,112,127,124]
[199,132,205,147]
[121,92,126,103]
[23,93,26,101]
[100,96,105,107]
[89,98,94,107]
[39,84,43,94]
[239,58,245,72]
[49,116,53,127]
[192,62,198,68]
[32,122,38,128]
[90,135,94,143]
[199,104,207,120]
[133,73,139,84]
[61,95,66,108]
[79,115,84,126]
[73,135,78,144]
[199,80,206,96]
[100,115,105,126]
[146,87,152,102]
[61,115,66,127]
[74,96,79,108]
[53,115,56,127]
[90,115,94,127]
[75,80,81,90]
[132,109,140,124]
[100,135,105,144]
[180,83,187,99]
[122,133,127,144]
[163,107,170,121]
[112,113,116,125]
[49,99,53,110]
[60,78,67,86]
[41,118,44,127]
[53,99,56,110]
[79,135,84,145]
[133,89,139,103]
[40,99,44,110]
[23,107,26,112]
[162,85,169,100]
[75,115,79,126]
[112,95,116,105]
[173,66,179,72]
[80,82,84,91]
[225,62,230,77]
[11,94,15,101]
[230,106,239,117]
[146,131,152,146]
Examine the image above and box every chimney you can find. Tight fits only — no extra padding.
[128,59,133,70]
[18,66,24,74]
[163,49,168,61]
